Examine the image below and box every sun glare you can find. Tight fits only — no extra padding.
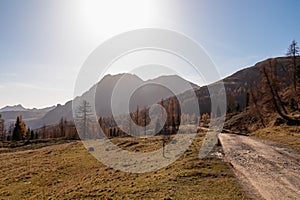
[77,0,159,39]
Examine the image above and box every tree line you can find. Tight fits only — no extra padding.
[1,116,79,142]
[4,116,38,141]
[76,96,206,139]
[99,97,182,138]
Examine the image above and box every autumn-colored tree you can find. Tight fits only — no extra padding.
[201,113,210,125]
[98,116,108,137]
[143,106,147,137]
[128,114,132,136]
[131,105,140,136]
[135,105,140,126]
[19,116,26,140]
[160,98,166,135]
[173,98,181,130]
[168,97,174,125]
[168,97,176,133]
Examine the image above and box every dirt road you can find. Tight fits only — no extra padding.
[219,133,300,200]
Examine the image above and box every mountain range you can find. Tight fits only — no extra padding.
[0,104,28,112]
[0,105,55,129]
[1,74,199,129]
[0,56,294,130]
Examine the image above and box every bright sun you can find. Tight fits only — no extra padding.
[77,0,159,39]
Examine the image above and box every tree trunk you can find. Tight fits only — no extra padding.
[262,67,300,125]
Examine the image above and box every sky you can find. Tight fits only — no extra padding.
[0,0,300,108]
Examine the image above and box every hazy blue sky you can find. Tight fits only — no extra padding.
[0,0,300,108]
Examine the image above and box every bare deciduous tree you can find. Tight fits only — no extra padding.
[286,40,299,92]
[261,59,300,125]
[75,100,94,139]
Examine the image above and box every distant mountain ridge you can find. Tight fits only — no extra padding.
[0,105,55,129]
[0,104,27,112]
[2,56,294,130]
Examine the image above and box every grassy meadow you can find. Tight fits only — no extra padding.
[0,134,247,199]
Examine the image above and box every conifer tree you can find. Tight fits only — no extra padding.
[12,116,22,141]
[30,130,35,140]
[75,100,93,139]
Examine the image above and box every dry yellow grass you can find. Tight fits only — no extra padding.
[252,125,300,150]
[0,135,247,199]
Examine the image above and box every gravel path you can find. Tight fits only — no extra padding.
[219,133,300,200]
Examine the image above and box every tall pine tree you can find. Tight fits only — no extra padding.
[12,116,22,141]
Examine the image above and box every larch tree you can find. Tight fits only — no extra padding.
[75,100,94,139]
[134,105,140,137]
[286,40,299,92]
[20,116,26,140]
[173,98,180,130]
[135,105,140,126]
[168,97,175,133]
[160,98,165,135]
[128,114,132,136]
[261,59,300,125]
[143,106,147,137]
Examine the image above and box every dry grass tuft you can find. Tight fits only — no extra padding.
[252,125,300,150]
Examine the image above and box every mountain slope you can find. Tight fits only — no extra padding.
[179,56,297,118]
[28,74,198,129]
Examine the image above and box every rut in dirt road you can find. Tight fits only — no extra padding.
[219,133,300,200]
